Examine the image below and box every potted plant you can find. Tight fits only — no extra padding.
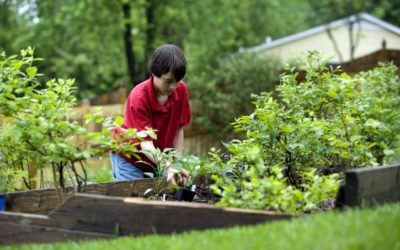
[174,185,196,201]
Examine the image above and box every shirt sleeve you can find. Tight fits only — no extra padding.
[123,96,153,141]
[180,85,192,127]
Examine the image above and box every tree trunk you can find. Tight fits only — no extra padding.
[145,0,156,68]
[122,3,136,87]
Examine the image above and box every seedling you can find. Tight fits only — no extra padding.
[141,148,180,199]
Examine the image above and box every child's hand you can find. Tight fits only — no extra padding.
[166,166,190,185]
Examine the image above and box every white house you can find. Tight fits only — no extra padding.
[244,13,400,64]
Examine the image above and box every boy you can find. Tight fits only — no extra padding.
[111,44,191,185]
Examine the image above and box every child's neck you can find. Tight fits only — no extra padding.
[156,93,169,105]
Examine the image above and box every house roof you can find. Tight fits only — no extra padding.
[246,13,400,53]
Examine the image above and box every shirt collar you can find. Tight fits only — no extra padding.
[147,76,179,112]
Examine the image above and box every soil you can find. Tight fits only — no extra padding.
[163,186,219,204]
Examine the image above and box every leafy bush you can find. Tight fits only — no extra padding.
[210,51,400,213]
[0,48,155,194]
[191,52,282,137]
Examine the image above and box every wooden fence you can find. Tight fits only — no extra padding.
[338,47,400,74]
[295,47,400,81]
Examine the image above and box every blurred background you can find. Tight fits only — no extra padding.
[1,0,399,157]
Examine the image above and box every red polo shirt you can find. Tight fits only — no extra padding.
[115,77,191,171]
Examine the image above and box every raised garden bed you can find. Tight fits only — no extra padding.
[2,174,217,214]
[0,163,399,245]
[3,178,164,214]
[337,163,400,207]
[0,193,292,245]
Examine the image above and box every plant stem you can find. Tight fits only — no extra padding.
[52,163,62,202]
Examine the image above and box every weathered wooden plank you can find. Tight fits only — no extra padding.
[49,194,292,236]
[4,187,64,214]
[0,211,52,226]
[0,211,113,245]
[0,221,113,245]
[4,178,164,214]
[344,163,400,206]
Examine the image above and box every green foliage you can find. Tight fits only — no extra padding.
[307,0,400,27]
[0,49,155,194]
[141,148,179,198]
[20,0,128,99]
[0,0,313,100]
[192,52,282,136]
[141,149,218,198]
[86,164,113,184]
[172,154,218,187]
[1,0,399,134]
[209,51,400,213]
[0,167,25,193]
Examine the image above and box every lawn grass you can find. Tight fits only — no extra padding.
[3,203,400,250]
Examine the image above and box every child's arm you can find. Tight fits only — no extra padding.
[140,140,157,163]
[172,127,185,154]
[171,127,189,183]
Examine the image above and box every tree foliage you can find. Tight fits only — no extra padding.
[307,0,400,26]
[0,0,311,99]
[0,0,399,138]
[192,52,282,136]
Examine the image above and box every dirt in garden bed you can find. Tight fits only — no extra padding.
[161,187,219,204]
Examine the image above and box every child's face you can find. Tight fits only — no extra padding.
[152,72,179,96]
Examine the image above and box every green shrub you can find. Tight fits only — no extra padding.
[191,52,282,137]
[0,48,155,194]
[210,51,400,213]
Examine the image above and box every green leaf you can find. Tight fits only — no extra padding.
[326,90,338,99]
[11,61,24,70]
[95,116,104,123]
[15,88,24,94]
[85,114,92,120]
[115,116,124,126]
[26,66,38,78]
[102,128,111,135]
[383,149,394,156]
[20,49,27,57]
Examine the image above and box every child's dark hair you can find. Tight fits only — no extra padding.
[149,44,186,81]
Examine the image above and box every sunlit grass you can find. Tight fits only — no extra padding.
[5,203,400,250]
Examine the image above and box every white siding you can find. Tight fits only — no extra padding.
[259,21,400,63]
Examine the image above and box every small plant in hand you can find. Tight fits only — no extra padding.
[172,154,218,202]
[170,156,198,202]
[141,148,181,200]
[139,149,215,202]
